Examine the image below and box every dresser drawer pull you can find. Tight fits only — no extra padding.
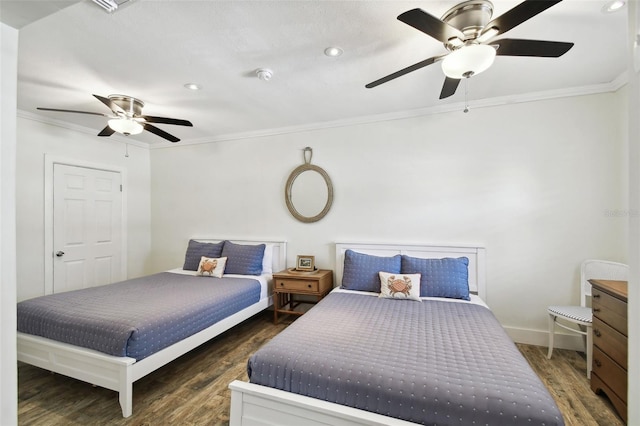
[280,283,284,286]
[308,284,312,288]
[592,308,600,312]
[592,294,600,298]
[593,329,601,337]
[594,359,602,367]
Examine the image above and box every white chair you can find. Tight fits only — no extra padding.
[547,259,628,378]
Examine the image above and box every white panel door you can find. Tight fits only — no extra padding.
[53,164,122,293]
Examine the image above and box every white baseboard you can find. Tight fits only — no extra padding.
[503,326,586,352]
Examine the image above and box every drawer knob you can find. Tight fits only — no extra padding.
[280,283,284,286]
[594,359,602,367]
[592,294,600,298]
[593,308,600,312]
[308,284,312,288]
[593,329,601,337]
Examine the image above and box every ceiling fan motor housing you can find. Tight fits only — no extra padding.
[442,0,493,49]
[109,95,144,117]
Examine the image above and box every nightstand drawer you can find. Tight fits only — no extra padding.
[275,279,319,293]
[592,346,627,403]
[592,317,627,369]
[592,288,627,335]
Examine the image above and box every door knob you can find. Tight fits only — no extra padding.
[55,251,65,257]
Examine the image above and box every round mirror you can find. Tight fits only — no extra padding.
[285,163,333,223]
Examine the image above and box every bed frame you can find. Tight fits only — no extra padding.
[229,242,486,426]
[17,238,286,418]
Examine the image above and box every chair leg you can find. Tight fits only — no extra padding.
[547,314,556,359]
[586,326,593,379]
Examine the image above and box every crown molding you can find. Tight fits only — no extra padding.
[154,73,627,149]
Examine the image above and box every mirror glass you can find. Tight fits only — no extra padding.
[290,170,328,218]
[285,164,333,223]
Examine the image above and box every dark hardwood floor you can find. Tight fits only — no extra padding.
[18,312,625,425]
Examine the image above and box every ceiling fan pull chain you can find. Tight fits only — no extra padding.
[125,143,129,158]
[463,77,470,113]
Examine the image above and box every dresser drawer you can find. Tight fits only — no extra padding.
[592,317,627,369]
[592,346,627,403]
[275,279,319,293]
[592,288,627,336]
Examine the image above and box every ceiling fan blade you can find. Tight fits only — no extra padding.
[494,38,573,57]
[398,8,464,44]
[37,107,110,117]
[439,77,461,99]
[366,55,443,89]
[140,115,193,127]
[93,94,127,115]
[482,0,562,38]
[97,126,116,137]
[142,123,180,143]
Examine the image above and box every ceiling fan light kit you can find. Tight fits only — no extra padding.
[365,0,574,100]
[108,118,143,135]
[441,44,496,79]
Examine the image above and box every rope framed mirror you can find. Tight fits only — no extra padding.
[285,147,334,223]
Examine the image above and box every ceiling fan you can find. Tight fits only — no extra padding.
[365,0,574,99]
[37,94,193,142]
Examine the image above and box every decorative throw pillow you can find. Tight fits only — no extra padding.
[183,240,225,271]
[379,272,421,301]
[196,256,227,278]
[341,249,401,292]
[221,241,265,275]
[400,256,470,300]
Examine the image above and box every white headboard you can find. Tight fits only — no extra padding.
[335,242,486,299]
[192,238,287,273]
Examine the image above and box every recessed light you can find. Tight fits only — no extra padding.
[324,47,343,57]
[602,0,625,13]
[183,83,202,90]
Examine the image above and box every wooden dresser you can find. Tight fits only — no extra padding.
[589,279,628,423]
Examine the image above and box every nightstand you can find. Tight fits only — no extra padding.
[272,269,333,324]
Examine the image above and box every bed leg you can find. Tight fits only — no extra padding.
[119,367,133,417]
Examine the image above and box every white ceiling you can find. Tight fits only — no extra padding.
[2,0,629,145]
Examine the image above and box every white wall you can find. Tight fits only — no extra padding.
[15,117,152,301]
[149,91,627,345]
[1,21,18,426]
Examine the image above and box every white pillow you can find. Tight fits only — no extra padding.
[196,256,227,278]
[262,243,273,274]
[378,271,421,301]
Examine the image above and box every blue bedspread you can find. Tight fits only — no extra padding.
[17,272,261,360]
[248,291,564,425]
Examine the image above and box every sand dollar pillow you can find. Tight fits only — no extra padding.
[378,271,421,301]
[196,256,227,278]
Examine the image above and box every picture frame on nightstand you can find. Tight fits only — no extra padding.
[296,255,315,271]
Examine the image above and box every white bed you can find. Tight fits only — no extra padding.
[17,238,286,418]
[229,242,488,426]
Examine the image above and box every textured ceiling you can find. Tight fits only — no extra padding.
[3,0,629,145]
